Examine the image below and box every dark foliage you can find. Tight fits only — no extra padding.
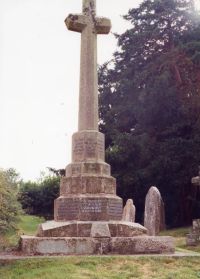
[99,0,200,227]
[18,176,60,219]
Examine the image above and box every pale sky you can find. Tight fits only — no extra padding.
[0,0,200,181]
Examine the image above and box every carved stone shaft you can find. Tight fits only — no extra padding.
[65,0,111,131]
[54,0,122,222]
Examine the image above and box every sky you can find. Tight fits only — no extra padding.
[0,0,200,181]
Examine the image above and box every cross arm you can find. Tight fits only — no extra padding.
[65,14,87,33]
[191,176,200,186]
[95,17,111,34]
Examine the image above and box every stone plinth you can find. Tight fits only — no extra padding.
[54,195,123,221]
[21,235,174,255]
[36,221,147,237]
[21,220,174,255]
[72,131,105,162]
[54,129,123,222]
[65,162,111,177]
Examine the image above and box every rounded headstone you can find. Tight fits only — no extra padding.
[144,186,165,236]
[122,199,136,223]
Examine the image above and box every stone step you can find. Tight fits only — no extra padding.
[20,235,175,255]
[36,221,147,238]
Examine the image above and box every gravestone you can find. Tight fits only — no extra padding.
[122,199,136,223]
[186,168,200,246]
[186,219,200,246]
[144,186,166,236]
[20,0,174,255]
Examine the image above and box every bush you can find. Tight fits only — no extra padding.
[18,176,60,219]
[0,169,21,233]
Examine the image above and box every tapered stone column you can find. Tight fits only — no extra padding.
[54,0,123,222]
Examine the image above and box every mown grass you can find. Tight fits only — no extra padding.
[160,227,200,253]
[0,256,200,279]
[1,216,200,278]
[0,215,44,251]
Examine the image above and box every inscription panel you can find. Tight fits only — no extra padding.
[83,163,100,174]
[55,199,78,221]
[85,138,97,158]
[108,200,123,220]
[55,197,123,221]
[73,138,85,161]
[72,131,105,162]
[80,200,102,213]
[97,137,104,159]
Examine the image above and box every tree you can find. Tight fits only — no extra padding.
[99,0,200,227]
[0,169,21,233]
[18,175,60,218]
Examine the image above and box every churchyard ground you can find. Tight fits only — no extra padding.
[0,256,200,279]
[0,214,200,279]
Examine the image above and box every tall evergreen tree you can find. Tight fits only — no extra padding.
[99,0,200,227]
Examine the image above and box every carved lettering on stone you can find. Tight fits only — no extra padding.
[85,139,97,157]
[80,200,102,213]
[73,138,84,157]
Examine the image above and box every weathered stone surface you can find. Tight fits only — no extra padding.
[186,233,200,246]
[72,131,105,162]
[122,199,136,223]
[114,222,146,237]
[54,195,123,222]
[65,0,111,131]
[37,220,147,238]
[60,176,116,195]
[186,219,200,246]
[144,186,166,236]
[90,223,110,238]
[20,235,175,255]
[65,162,111,177]
[110,236,175,255]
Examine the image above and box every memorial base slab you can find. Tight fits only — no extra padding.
[20,221,175,255]
[20,236,174,255]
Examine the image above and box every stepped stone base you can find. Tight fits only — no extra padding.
[20,236,174,255]
[20,221,175,255]
[36,221,147,237]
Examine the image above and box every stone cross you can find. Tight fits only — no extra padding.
[65,0,111,131]
[191,166,200,186]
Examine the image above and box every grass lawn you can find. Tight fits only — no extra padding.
[0,215,44,252]
[160,227,200,253]
[0,256,200,279]
[0,216,200,278]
